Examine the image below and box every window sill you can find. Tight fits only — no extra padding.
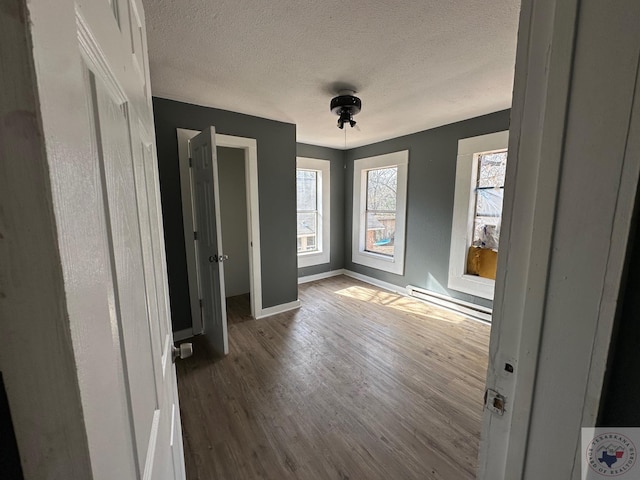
[298,250,330,268]
[352,249,404,275]
[447,273,494,300]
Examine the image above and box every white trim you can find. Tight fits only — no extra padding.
[161,335,170,378]
[177,128,264,325]
[255,300,301,319]
[448,130,508,301]
[296,157,330,268]
[216,134,263,319]
[479,0,640,477]
[298,269,345,284]
[351,151,409,275]
[406,285,492,314]
[340,271,491,323]
[342,269,408,296]
[406,285,492,323]
[142,409,160,480]
[172,328,193,342]
[177,129,203,333]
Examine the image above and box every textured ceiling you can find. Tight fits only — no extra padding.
[143,0,520,149]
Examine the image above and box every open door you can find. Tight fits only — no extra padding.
[0,0,188,478]
[190,127,229,356]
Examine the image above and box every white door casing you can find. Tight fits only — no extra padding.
[177,128,262,333]
[190,127,229,356]
[0,0,186,478]
[478,0,640,478]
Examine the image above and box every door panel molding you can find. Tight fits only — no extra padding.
[4,0,187,478]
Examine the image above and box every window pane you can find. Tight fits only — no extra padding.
[365,212,396,257]
[472,150,507,249]
[296,170,317,211]
[366,167,397,211]
[477,151,507,188]
[297,212,317,253]
[476,188,503,217]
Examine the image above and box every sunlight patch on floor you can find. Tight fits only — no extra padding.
[334,285,466,324]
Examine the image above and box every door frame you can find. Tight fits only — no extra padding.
[478,0,640,477]
[177,128,262,337]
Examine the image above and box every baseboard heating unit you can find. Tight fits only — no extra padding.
[405,285,493,323]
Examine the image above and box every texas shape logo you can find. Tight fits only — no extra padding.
[586,432,637,477]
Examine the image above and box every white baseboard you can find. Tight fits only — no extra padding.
[298,269,346,284]
[256,299,301,319]
[406,285,492,323]
[340,270,492,324]
[407,284,492,313]
[341,269,408,296]
[173,328,194,342]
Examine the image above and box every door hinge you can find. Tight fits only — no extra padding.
[189,157,193,167]
[193,231,198,240]
[199,299,203,309]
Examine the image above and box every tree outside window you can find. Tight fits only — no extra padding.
[365,167,398,257]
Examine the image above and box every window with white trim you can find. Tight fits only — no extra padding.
[448,131,509,300]
[296,157,330,268]
[352,151,409,275]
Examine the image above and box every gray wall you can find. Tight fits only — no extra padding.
[153,98,298,332]
[344,110,511,308]
[217,147,250,298]
[296,143,346,277]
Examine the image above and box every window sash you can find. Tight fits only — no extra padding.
[296,157,330,267]
[352,150,408,275]
[471,149,507,248]
[448,130,509,300]
[297,210,319,253]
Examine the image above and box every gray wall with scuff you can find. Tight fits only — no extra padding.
[344,110,511,308]
[153,97,297,332]
[217,147,250,298]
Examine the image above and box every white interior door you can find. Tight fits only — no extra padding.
[6,0,187,478]
[190,127,230,356]
[81,5,185,480]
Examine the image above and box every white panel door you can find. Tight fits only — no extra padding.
[19,0,186,477]
[89,74,164,479]
[82,20,184,480]
[190,127,230,356]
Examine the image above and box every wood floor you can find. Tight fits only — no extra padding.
[176,275,490,480]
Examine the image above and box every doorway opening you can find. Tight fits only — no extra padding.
[217,146,252,321]
[176,128,262,342]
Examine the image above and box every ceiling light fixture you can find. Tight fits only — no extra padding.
[330,91,361,129]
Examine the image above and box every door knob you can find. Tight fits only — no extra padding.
[209,255,215,263]
[172,342,193,362]
[219,254,229,262]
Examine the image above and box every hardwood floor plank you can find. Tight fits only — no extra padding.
[177,275,490,479]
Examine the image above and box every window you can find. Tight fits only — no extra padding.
[448,131,509,300]
[472,151,507,248]
[352,151,409,275]
[296,157,330,268]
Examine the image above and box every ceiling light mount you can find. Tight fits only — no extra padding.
[330,91,361,129]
